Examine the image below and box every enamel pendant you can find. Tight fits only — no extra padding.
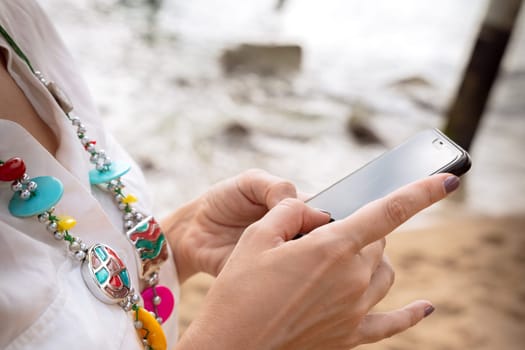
[81,243,132,304]
[126,216,169,279]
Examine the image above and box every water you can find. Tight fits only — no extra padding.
[40,0,525,222]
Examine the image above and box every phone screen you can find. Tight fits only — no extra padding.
[306,129,470,220]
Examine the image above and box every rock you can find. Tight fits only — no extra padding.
[220,43,302,76]
[346,101,384,146]
[389,75,441,112]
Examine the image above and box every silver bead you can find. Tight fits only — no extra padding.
[95,164,105,171]
[86,144,96,152]
[34,70,43,79]
[11,181,23,192]
[134,213,144,222]
[149,311,156,318]
[20,189,31,200]
[103,157,112,166]
[114,194,124,202]
[38,212,50,223]
[142,339,149,347]
[20,174,30,184]
[77,124,87,133]
[47,222,58,232]
[54,231,65,240]
[129,208,137,215]
[122,301,133,312]
[26,181,38,191]
[148,273,159,286]
[153,296,162,306]
[90,154,98,164]
[123,212,133,221]
[69,241,81,252]
[81,137,91,145]
[131,293,140,304]
[80,242,88,251]
[74,250,86,261]
[134,320,143,329]
[156,317,163,324]
[124,220,135,230]
[118,203,127,210]
[71,116,81,126]
[98,149,106,157]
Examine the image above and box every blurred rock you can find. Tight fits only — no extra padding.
[220,43,302,76]
[215,121,253,148]
[346,101,384,146]
[389,75,441,113]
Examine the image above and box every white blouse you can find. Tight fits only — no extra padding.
[0,1,180,349]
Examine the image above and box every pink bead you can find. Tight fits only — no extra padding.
[141,285,175,323]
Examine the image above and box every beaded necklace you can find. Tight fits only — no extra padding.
[0,24,174,350]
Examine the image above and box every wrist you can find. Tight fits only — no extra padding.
[160,197,203,283]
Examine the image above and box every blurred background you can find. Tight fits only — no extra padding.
[40,0,524,349]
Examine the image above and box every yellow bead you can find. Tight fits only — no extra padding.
[122,194,138,204]
[57,216,77,231]
[135,306,167,350]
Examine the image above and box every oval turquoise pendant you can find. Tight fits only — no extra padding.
[81,243,131,304]
[8,176,63,217]
[88,161,131,185]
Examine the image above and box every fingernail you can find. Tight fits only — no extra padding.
[316,209,335,223]
[424,305,435,318]
[317,209,331,216]
[444,176,460,194]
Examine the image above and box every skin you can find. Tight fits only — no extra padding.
[0,50,58,155]
[171,172,453,350]
[1,50,457,349]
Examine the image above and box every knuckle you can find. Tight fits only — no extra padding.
[383,196,409,226]
[279,197,303,208]
[242,168,267,178]
[387,264,395,287]
[407,308,420,327]
[350,270,371,297]
[270,180,297,196]
[421,180,439,205]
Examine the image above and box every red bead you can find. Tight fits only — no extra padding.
[0,157,26,181]
[84,140,96,150]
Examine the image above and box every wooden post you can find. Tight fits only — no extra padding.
[444,0,523,151]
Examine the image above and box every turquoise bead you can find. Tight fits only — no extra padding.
[8,176,63,217]
[88,161,131,185]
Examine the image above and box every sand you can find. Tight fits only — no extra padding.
[178,214,525,349]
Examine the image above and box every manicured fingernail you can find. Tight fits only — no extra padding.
[424,305,435,317]
[444,176,460,194]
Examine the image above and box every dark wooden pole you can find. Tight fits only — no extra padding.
[444,0,523,151]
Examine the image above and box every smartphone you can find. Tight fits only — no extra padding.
[306,128,471,220]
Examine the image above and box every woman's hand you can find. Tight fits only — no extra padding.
[162,169,300,282]
[176,173,459,350]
